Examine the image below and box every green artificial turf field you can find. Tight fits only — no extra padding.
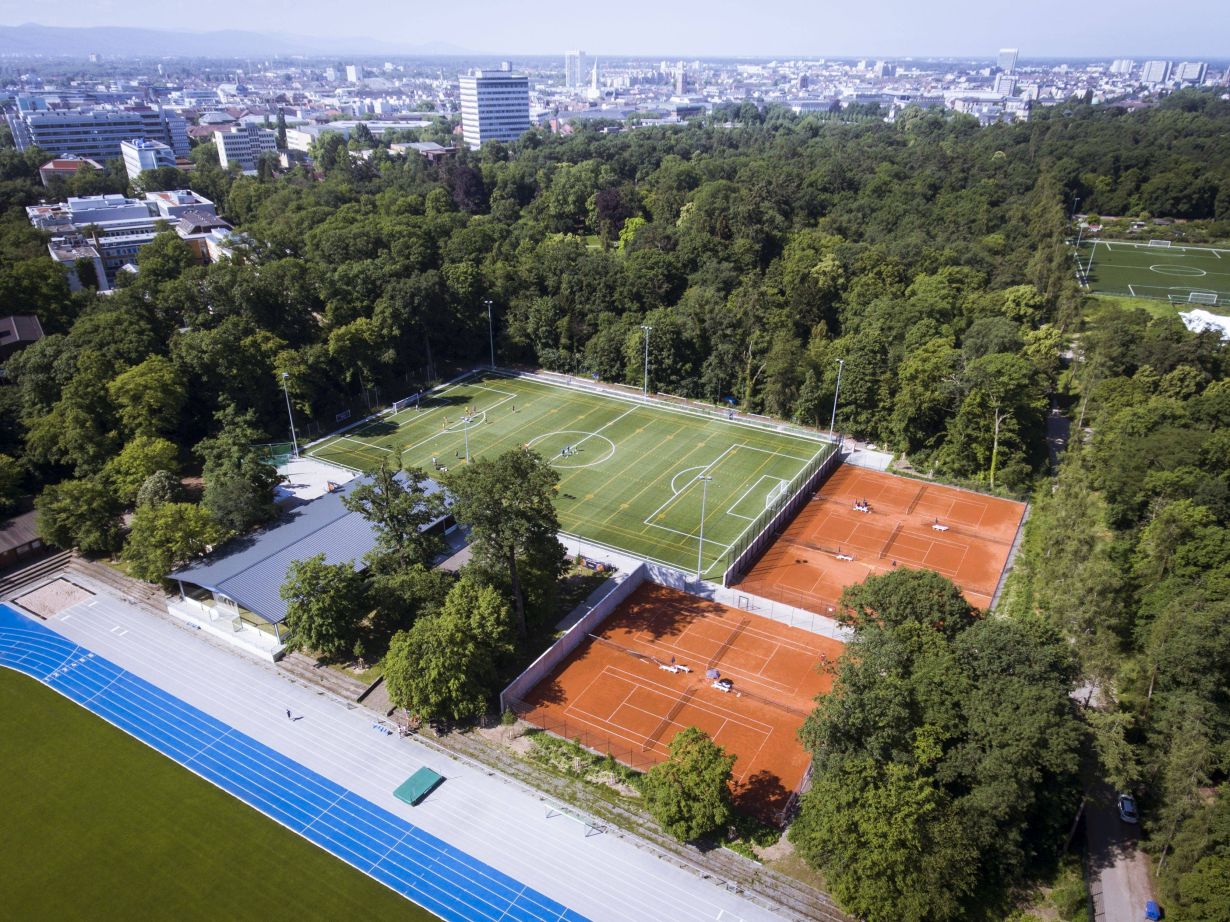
[307,372,835,579]
[0,668,434,921]
[1076,239,1230,307]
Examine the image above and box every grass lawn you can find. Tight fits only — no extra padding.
[1076,239,1230,307]
[307,372,834,579]
[0,669,434,921]
[1088,293,1187,320]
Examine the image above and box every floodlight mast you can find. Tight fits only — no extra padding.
[696,474,713,579]
[640,324,653,397]
[281,372,299,458]
[829,359,845,441]
[484,299,495,369]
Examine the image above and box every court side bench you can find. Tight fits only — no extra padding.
[394,766,446,805]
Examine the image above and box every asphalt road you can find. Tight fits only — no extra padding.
[1085,783,1156,922]
[1047,405,1072,470]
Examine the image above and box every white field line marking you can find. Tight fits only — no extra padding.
[339,435,393,453]
[642,445,737,524]
[398,392,516,457]
[726,475,786,519]
[1129,284,1136,297]
[735,442,814,464]
[571,404,640,452]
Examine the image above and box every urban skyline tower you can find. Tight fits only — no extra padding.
[564,50,586,89]
[458,66,531,149]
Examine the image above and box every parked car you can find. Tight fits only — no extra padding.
[1118,793,1140,823]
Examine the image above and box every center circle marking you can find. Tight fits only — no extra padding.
[526,430,617,468]
[1149,264,1207,277]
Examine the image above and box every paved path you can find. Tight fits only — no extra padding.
[1086,784,1155,922]
[32,588,789,922]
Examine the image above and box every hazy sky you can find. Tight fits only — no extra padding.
[2,0,1228,58]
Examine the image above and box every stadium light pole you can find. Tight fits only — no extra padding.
[640,324,653,398]
[696,474,713,580]
[281,373,299,458]
[829,359,845,441]
[464,418,471,464]
[484,299,495,369]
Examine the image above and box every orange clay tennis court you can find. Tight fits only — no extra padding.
[520,582,844,821]
[737,465,1026,612]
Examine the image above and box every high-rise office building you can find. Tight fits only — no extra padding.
[217,124,278,172]
[121,138,175,181]
[5,103,190,160]
[1141,60,1172,85]
[565,50,586,89]
[1110,59,1135,75]
[345,64,363,83]
[998,48,1019,75]
[675,61,686,95]
[1174,61,1208,84]
[459,68,531,149]
[993,74,1018,96]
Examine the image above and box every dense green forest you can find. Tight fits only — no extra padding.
[1,89,1229,920]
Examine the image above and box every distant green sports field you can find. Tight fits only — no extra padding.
[1077,239,1230,307]
[0,669,432,921]
[307,372,835,579]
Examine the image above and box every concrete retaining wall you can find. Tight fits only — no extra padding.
[499,563,647,712]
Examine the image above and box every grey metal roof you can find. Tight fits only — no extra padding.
[170,474,445,625]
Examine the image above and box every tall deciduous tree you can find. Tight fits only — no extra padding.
[107,355,187,438]
[446,448,566,636]
[123,502,226,582]
[197,409,281,533]
[35,478,121,554]
[342,462,443,571]
[791,569,1083,922]
[280,554,368,660]
[641,727,736,842]
[382,576,514,722]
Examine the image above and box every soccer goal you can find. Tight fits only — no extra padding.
[1186,291,1221,306]
[1147,239,1172,248]
[392,394,421,411]
[764,479,788,509]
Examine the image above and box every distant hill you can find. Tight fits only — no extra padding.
[0,23,469,58]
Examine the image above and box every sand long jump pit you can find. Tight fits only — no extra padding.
[516,583,844,822]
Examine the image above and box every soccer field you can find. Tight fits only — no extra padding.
[306,372,835,579]
[1077,239,1230,307]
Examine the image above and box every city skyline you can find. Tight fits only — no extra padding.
[0,0,1228,59]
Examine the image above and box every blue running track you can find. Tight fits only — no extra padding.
[0,604,586,922]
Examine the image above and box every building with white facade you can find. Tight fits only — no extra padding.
[1174,61,1208,84]
[1141,60,1172,85]
[346,64,363,83]
[1110,59,1135,76]
[565,50,586,89]
[217,124,278,172]
[26,190,228,292]
[993,74,1018,96]
[998,49,1019,75]
[121,138,175,181]
[4,102,190,160]
[459,68,531,149]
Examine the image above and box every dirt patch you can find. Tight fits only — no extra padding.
[14,579,94,618]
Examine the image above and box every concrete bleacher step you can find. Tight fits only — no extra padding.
[63,557,168,615]
[0,550,75,598]
[277,651,368,701]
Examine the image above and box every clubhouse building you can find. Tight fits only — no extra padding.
[167,473,450,660]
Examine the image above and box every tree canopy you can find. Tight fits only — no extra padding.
[790,569,1083,921]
